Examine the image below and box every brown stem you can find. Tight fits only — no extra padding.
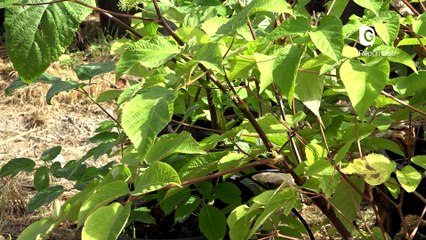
[152,0,184,45]
[381,91,426,116]
[419,0,426,12]
[204,79,220,130]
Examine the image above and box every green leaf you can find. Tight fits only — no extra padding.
[396,165,422,193]
[384,178,400,199]
[268,16,311,40]
[179,152,227,180]
[175,196,201,223]
[352,0,382,16]
[362,138,405,157]
[411,155,426,169]
[46,80,84,105]
[214,182,241,205]
[121,86,175,158]
[75,61,115,80]
[28,186,64,212]
[34,166,50,191]
[309,16,343,62]
[394,71,426,96]
[116,36,180,79]
[145,132,205,164]
[0,0,21,8]
[199,205,227,240]
[131,207,156,224]
[341,153,396,185]
[228,205,256,240]
[160,188,191,216]
[372,12,400,46]
[248,189,297,237]
[227,55,255,80]
[133,161,181,195]
[40,146,62,162]
[295,70,324,122]
[254,53,275,93]
[273,44,306,99]
[373,45,416,73]
[0,158,35,177]
[82,202,131,240]
[194,42,223,74]
[413,13,426,37]
[339,59,389,119]
[96,89,123,103]
[176,27,210,44]
[217,0,292,36]
[5,0,95,82]
[17,218,57,240]
[78,180,130,227]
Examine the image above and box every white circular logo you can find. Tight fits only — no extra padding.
[359,25,376,47]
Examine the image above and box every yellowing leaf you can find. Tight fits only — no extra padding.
[341,153,396,185]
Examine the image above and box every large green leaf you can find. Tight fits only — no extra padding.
[308,16,343,62]
[28,186,64,212]
[0,158,35,177]
[5,0,95,82]
[82,203,131,240]
[78,180,130,227]
[133,161,181,195]
[199,205,227,240]
[17,218,57,240]
[396,166,422,193]
[373,45,416,72]
[339,59,389,119]
[116,36,180,79]
[372,12,400,46]
[273,44,306,99]
[0,0,21,7]
[121,86,176,158]
[145,132,205,164]
[295,70,324,122]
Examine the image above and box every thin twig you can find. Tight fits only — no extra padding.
[72,0,144,39]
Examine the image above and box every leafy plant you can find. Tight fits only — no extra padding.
[1,0,426,239]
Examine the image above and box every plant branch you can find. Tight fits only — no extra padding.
[81,88,122,128]
[381,91,426,116]
[271,83,303,164]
